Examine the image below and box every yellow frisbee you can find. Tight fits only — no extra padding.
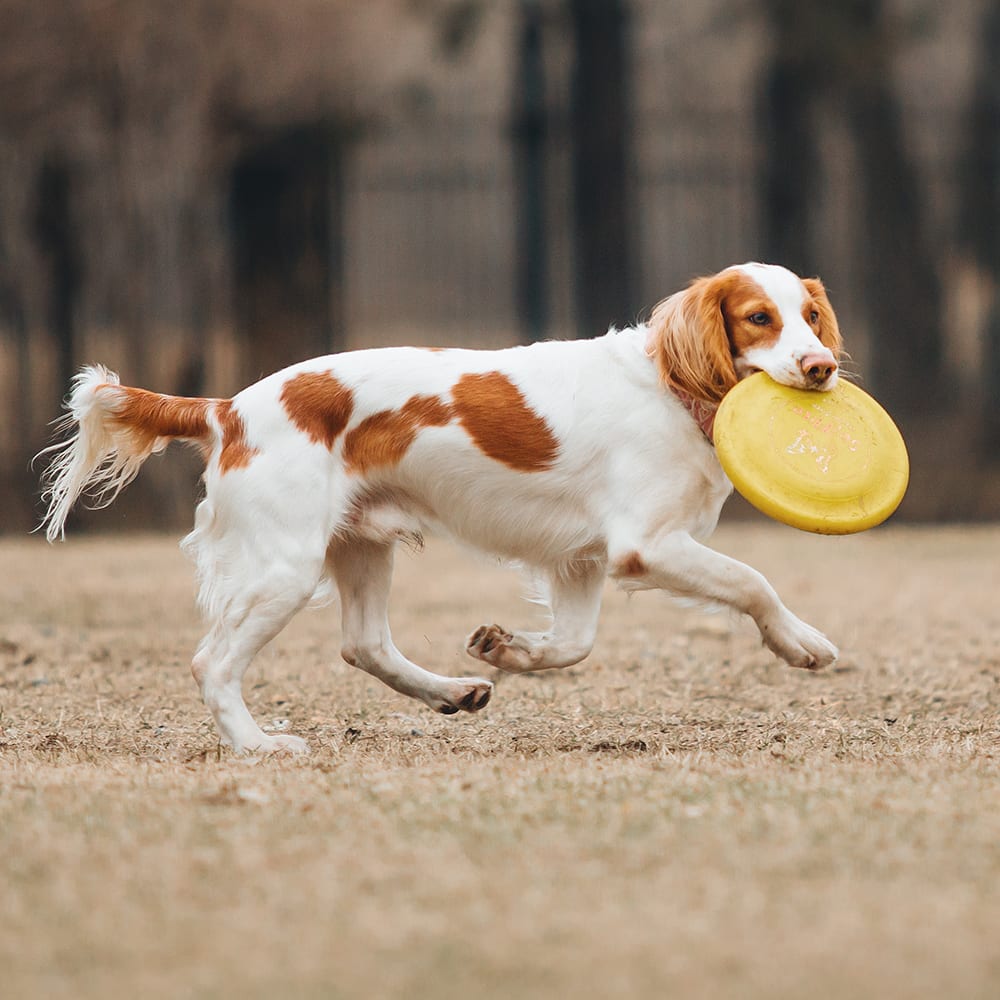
[714,372,909,534]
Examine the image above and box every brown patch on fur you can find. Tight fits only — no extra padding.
[451,371,558,472]
[280,371,355,449]
[612,552,647,578]
[801,277,843,358]
[718,275,783,357]
[344,394,453,474]
[215,400,259,473]
[402,393,453,428]
[108,387,212,455]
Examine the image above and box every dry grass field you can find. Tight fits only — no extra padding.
[1,523,998,999]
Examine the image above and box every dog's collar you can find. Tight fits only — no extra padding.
[671,388,718,444]
[643,327,718,444]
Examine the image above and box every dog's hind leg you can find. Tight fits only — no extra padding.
[327,538,493,714]
[191,560,322,754]
[191,586,313,753]
[465,557,605,673]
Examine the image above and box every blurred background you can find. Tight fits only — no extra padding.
[1,0,998,532]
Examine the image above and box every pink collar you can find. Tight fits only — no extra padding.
[672,388,718,443]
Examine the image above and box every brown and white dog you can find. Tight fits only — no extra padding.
[39,262,842,753]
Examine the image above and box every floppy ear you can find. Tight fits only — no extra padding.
[802,277,843,359]
[648,273,738,405]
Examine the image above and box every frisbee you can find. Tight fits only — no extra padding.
[714,372,909,534]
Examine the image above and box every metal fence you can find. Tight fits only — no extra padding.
[3,9,995,528]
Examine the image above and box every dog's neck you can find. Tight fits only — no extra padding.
[643,326,718,444]
[670,387,717,443]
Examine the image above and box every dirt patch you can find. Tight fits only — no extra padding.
[1,525,999,999]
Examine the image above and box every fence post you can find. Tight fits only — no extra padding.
[512,0,549,344]
[230,125,340,382]
[569,0,633,339]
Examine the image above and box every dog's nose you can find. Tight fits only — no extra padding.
[799,352,838,385]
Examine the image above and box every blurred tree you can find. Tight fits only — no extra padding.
[758,2,823,276]
[230,126,343,382]
[32,155,81,402]
[840,0,945,413]
[0,0,227,388]
[758,0,945,414]
[957,2,1000,455]
[512,0,549,343]
[0,0,453,530]
[569,0,634,337]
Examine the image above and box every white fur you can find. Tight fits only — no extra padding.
[37,366,140,540]
[38,262,839,754]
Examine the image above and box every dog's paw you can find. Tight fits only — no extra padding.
[466,623,512,657]
[760,612,838,671]
[434,677,493,715]
[466,624,536,672]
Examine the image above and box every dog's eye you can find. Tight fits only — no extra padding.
[748,312,771,326]
[809,310,820,324]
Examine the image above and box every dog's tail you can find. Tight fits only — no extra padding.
[37,365,219,541]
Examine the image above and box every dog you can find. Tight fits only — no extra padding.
[38,262,842,754]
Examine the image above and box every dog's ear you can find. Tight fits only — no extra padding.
[802,277,843,359]
[649,273,737,405]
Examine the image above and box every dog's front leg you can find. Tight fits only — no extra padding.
[609,530,838,670]
[466,558,606,673]
[328,538,494,714]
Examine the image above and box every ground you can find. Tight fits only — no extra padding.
[1,523,998,999]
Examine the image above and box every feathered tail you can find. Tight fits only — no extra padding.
[37,365,216,541]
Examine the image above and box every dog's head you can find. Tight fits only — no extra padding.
[648,263,843,405]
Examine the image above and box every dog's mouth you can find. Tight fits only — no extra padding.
[737,364,838,392]
[734,361,762,381]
